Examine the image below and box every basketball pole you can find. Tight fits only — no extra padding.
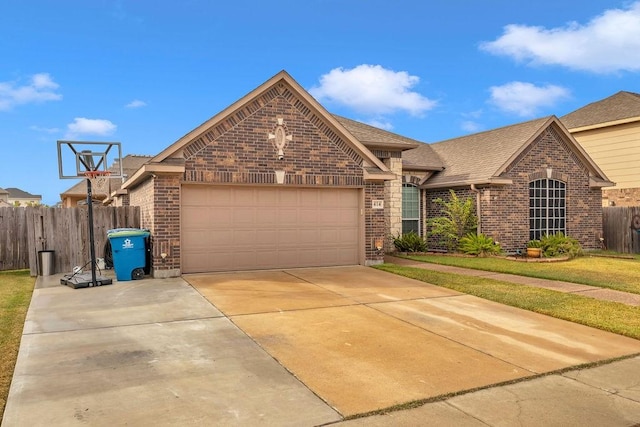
[86,175,98,286]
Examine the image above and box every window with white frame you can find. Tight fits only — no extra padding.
[529,179,566,240]
[402,184,420,235]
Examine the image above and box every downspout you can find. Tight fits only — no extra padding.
[470,184,481,234]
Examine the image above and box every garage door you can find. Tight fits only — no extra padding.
[181,186,361,273]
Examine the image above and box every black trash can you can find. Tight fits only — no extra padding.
[38,250,55,276]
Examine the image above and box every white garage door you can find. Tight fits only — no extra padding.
[181,186,361,273]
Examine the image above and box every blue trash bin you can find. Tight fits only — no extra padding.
[107,228,150,281]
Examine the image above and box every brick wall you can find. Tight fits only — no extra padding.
[498,127,603,250]
[365,183,386,263]
[182,90,364,187]
[149,174,181,277]
[603,187,640,207]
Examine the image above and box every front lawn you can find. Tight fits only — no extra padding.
[0,270,34,419]
[395,253,640,295]
[375,264,640,340]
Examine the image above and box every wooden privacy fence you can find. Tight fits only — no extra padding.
[0,206,140,275]
[602,206,640,254]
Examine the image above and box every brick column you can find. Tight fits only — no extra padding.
[384,157,403,252]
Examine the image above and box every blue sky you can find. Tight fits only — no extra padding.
[2,0,640,205]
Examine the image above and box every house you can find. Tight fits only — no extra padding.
[403,117,613,253]
[60,155,153,207]
[114,71,610,278]
[0,187,42,206]
[0,188,11,207]
[560,91,640,207]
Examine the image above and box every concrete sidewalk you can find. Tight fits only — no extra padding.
[385,255,640,306]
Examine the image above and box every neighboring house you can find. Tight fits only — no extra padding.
[403,117,613,253]
[1,187,42,206]
[113,71,610,278]
[0,188,11,207]
[560,91,640,207]
[60,155,153,207]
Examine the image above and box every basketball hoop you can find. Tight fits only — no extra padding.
[82,170,111,195]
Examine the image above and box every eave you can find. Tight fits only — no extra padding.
[121,163,186,190]
[420,177,513,189]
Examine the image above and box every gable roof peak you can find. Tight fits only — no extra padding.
[561,90,640,129]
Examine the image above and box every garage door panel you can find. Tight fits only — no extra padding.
[182,186,360,273]
[338,229,358,243]
[298,229,319,242]
[254,230,278,245]
[278,191,299,206]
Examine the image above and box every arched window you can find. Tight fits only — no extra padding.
[402,184,420,234]
[529,179,566,240]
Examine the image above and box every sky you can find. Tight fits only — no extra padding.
[2,0,640,206]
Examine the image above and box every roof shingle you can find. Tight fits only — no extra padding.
[407,117,552,187]
[561,91,640,129]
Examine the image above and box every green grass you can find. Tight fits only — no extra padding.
[396,253,640,294]
[0,270,34,419]
[375,264,640,340]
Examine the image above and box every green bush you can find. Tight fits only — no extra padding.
[539,232,583,258]
[427,190,477,252]
[459,233,502,257]
[393,232,427,252]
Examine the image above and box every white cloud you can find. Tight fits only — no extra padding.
[480,2,640,73]
[309,65,436,116]
[0,73,62,111]
[126,99,147,108]
[30,125,60,134]
[65,118,117,139]
[488,82,570,117]
[461,121,483,133]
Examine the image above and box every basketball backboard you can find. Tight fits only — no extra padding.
[57,140,123,179]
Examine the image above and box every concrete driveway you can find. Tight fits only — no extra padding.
[186,266,640,417]
[2,274,341,426]
[4,266,640,426]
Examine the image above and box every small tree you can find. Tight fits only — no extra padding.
[427,190,477,251]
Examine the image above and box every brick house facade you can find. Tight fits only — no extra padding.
[406,117,611,253]
[119,71,394,277]
[114,73,611,277]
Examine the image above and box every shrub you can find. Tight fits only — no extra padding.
[527,239,542,248]
[393,232,427,252]
[427,190,477,252]
[539,232,583,258]
[459,233,502,257]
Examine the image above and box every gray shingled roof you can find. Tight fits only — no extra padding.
[416,117,553,187]
[333,115,445,170]
[61,155,153,197]
[4,187,41,198]
[561,91,640,129]
[333,115,423,150]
